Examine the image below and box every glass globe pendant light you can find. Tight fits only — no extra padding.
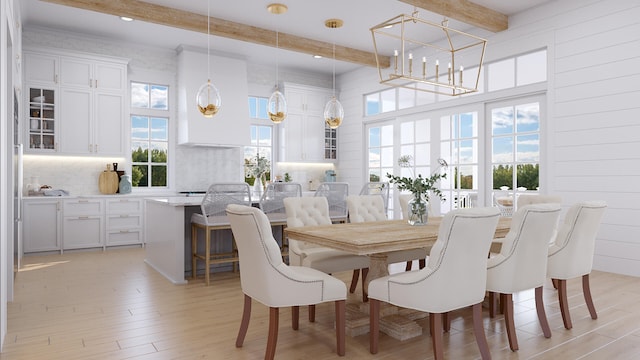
[267,23,287,123]
[196,0,221,118]
[324,19,344,129]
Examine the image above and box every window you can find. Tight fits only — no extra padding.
[366,123,395,217]
[245,96,273,184]
[363,50,546,116]
[490,97,542,201]
[130,82,169,188]
[440,111,479,212]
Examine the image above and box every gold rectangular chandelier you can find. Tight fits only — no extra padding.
[370,12,487,96]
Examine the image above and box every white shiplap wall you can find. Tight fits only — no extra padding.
[336,0,640,276]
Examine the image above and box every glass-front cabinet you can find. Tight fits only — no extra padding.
[28,87,56,151]
[324,126,337,160]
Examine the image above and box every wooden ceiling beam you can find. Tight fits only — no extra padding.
[41,0,389,69]
[399,0,508,32]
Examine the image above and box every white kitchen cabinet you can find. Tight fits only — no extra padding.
[58,57,127,155]
[105,198,143,247]
[176,46,250,146]
[280,83,337,162]
[62,199,105,250]
[23,48,128,156]
[23,199,62,253]
[24,51,58,85]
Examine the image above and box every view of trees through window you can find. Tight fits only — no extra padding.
[491,100,541,192]
[130,82,169,188]
[245,97,273,186]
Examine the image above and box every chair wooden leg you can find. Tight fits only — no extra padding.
[308,304,316,322]
[443,312,450,332]
[335,300,346,356]
[266,307,279,360]
[582,274,598,320]
[362,268,369,302]
[472,303,491,360]
[349,269,360,293]
[405,261,413,271]
[419,258,426,269]
[535,286,552,338]
[204,229,211,286]
[191,224,198,279]
[503,293,518,351]
[499,293,506,314]
[369,299,380,354]
[291,306,299,330]
[557,279,572,329]
[236,294,252,347]
[431,313,444,360]
[489,291,497,318]
[552,278,558,289]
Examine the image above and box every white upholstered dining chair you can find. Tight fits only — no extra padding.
[547,200,607,330]
[226,204,346,359]
[368,207,500,359]
[191,182,251,285]
[486,203,561,351]
[359,182,390,213]
[284,196,370,297]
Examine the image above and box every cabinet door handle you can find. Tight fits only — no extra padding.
[95,80,98,88]
[89,79,92,87]
[54,74,58,84]
[119,230,130,234]
[88,144,92,152]
[78,216,89,220]
[120,215,129,218]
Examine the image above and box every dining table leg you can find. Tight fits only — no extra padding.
[365,253,390,294]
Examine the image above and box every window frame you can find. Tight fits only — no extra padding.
[129,80,171,190]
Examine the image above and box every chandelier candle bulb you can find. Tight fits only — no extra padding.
[394,50,398,74]
[408,53,413,77]
[422,57,427,79]
[459,66,464,86]
[448,62,452,84]
[435,60,439,82]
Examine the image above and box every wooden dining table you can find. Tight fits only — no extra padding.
[285,216,511,340]
[285,217,512,288]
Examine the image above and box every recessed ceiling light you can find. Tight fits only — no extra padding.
[120,16,134,22]
[267,3,288,15]
[313,55,323,59]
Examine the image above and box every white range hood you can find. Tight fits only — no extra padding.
[176,45,250,147]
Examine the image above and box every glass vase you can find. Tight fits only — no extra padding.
[407,194,428,226]
[253,176,263,197]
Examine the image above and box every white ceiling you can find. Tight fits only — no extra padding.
[20,0,551,75]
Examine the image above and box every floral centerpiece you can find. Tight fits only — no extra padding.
[387,155,447,225]
[246,153,270,192]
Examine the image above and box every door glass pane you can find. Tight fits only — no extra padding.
[492,137,513,163]
[516,134,539,162]
[492,107,514,135]
[516,103,540,132]
[488,58,515,91]
[381,125,393,146]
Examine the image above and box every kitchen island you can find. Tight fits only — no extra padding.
[144,196,203,284]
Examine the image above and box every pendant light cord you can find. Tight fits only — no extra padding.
[332,34,336,97]
[207,0,211,81]
[275,30,279,88]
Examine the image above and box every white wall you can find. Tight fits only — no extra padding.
[336,0,640,276]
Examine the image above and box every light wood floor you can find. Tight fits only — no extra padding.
[2,248,640,359]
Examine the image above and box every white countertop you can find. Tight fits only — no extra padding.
[145,196,204,207]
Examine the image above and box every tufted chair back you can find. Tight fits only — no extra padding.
[347,195,387,222]
[283,197,332,265]
[548,201,607,279]
[359,182,390,213]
